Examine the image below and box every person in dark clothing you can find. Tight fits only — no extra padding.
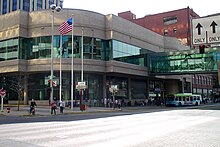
[50,100,57,115]
[30,99,37,115]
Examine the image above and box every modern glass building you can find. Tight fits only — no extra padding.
[0,8,194,105]
[0,0,63,15]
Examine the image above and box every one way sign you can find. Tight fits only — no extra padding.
[192,15,220,45]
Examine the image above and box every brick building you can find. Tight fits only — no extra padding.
[118,7,200,46]
[118,7,215,100]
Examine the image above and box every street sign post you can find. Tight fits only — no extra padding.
[192,15,220,45]
[76,82,87,90]
[0,89,6,112]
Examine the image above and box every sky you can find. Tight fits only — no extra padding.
[63,0,220,18]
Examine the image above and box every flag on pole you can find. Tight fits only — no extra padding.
[59,18,73,35]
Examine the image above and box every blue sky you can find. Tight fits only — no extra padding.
[63,0,219,18]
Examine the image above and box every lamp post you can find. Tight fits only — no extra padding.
[50,4,61,107]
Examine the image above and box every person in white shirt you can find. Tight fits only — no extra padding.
[60,99,65,113]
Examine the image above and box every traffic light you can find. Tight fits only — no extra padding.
[199,45,205,54]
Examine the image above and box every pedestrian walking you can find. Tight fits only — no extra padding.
[50,100,57,115]
[59,98,65,114]
[114,99,118,109]
[104,97,107,107]
[94,99,97,107]
[118,99,121,109]
[30,99,37,115]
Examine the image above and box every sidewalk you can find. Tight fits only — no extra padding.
[0,105,118,117]
[0,105,165,117]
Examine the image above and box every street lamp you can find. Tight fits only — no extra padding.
[50,4,61,107]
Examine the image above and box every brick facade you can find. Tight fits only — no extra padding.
[118,7,200,46]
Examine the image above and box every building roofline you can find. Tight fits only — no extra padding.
[144,7,198,17]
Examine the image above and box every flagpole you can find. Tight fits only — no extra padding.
[81,27,84,82]
[71,15,74,110]
[59,34,62,103]
[80,27,84,111]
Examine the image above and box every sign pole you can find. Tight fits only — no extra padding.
[1,96,3,112]
[0,89,6,112]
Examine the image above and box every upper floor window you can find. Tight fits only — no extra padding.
[164,16,177,25]
[49,0,54,6]
[12,0,17,11]
[23,0,30,11]
[164,29,168,36]
[37,0,43,10]
[173,28,177,33]
[3,0,7,14]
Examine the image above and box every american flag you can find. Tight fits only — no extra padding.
[59,18,73,35]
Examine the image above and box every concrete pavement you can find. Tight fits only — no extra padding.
[0,103,219,117]
[0,105,118,117]
[0,104,168,117]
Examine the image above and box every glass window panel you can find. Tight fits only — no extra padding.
[131,80,147,99]
[3,0,7,14]
[23,0,30,11]
[12,0,17,11]
[37,0,43,10]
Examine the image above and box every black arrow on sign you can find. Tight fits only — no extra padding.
[210,21,217,33]
[196,23,203,35]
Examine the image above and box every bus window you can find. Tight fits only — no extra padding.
[193,96,196,100]
[183,97,185,101]
[175,97,178,101]
[186,97,189,101]
[166,95,174,101]
[190,96,193,101]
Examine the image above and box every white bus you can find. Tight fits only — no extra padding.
[165,93,202,106]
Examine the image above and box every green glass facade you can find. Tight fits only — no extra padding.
[0,36,106,61]
[1,35,218,103]
[0,36,154,102]
[0,36,153,64]
[148,48,220,74]
[112,40,153,66]
[0,38,19,61]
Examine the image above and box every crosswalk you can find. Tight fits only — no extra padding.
[0,110,219,147]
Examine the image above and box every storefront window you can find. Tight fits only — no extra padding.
[131,80,147,99]
[106,76,128,100]
[74,73,102,105]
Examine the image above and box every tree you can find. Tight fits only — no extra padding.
[7,73,24,111]
[109,85,118,109]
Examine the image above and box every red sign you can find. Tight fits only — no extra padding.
[48,80,57,87]
[0,89,6,97]
[53,81,57,87]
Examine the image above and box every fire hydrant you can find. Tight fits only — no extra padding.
[6,107,10,113]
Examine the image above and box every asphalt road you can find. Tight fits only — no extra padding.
[0,104,219,125]
[0,104,220,147]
